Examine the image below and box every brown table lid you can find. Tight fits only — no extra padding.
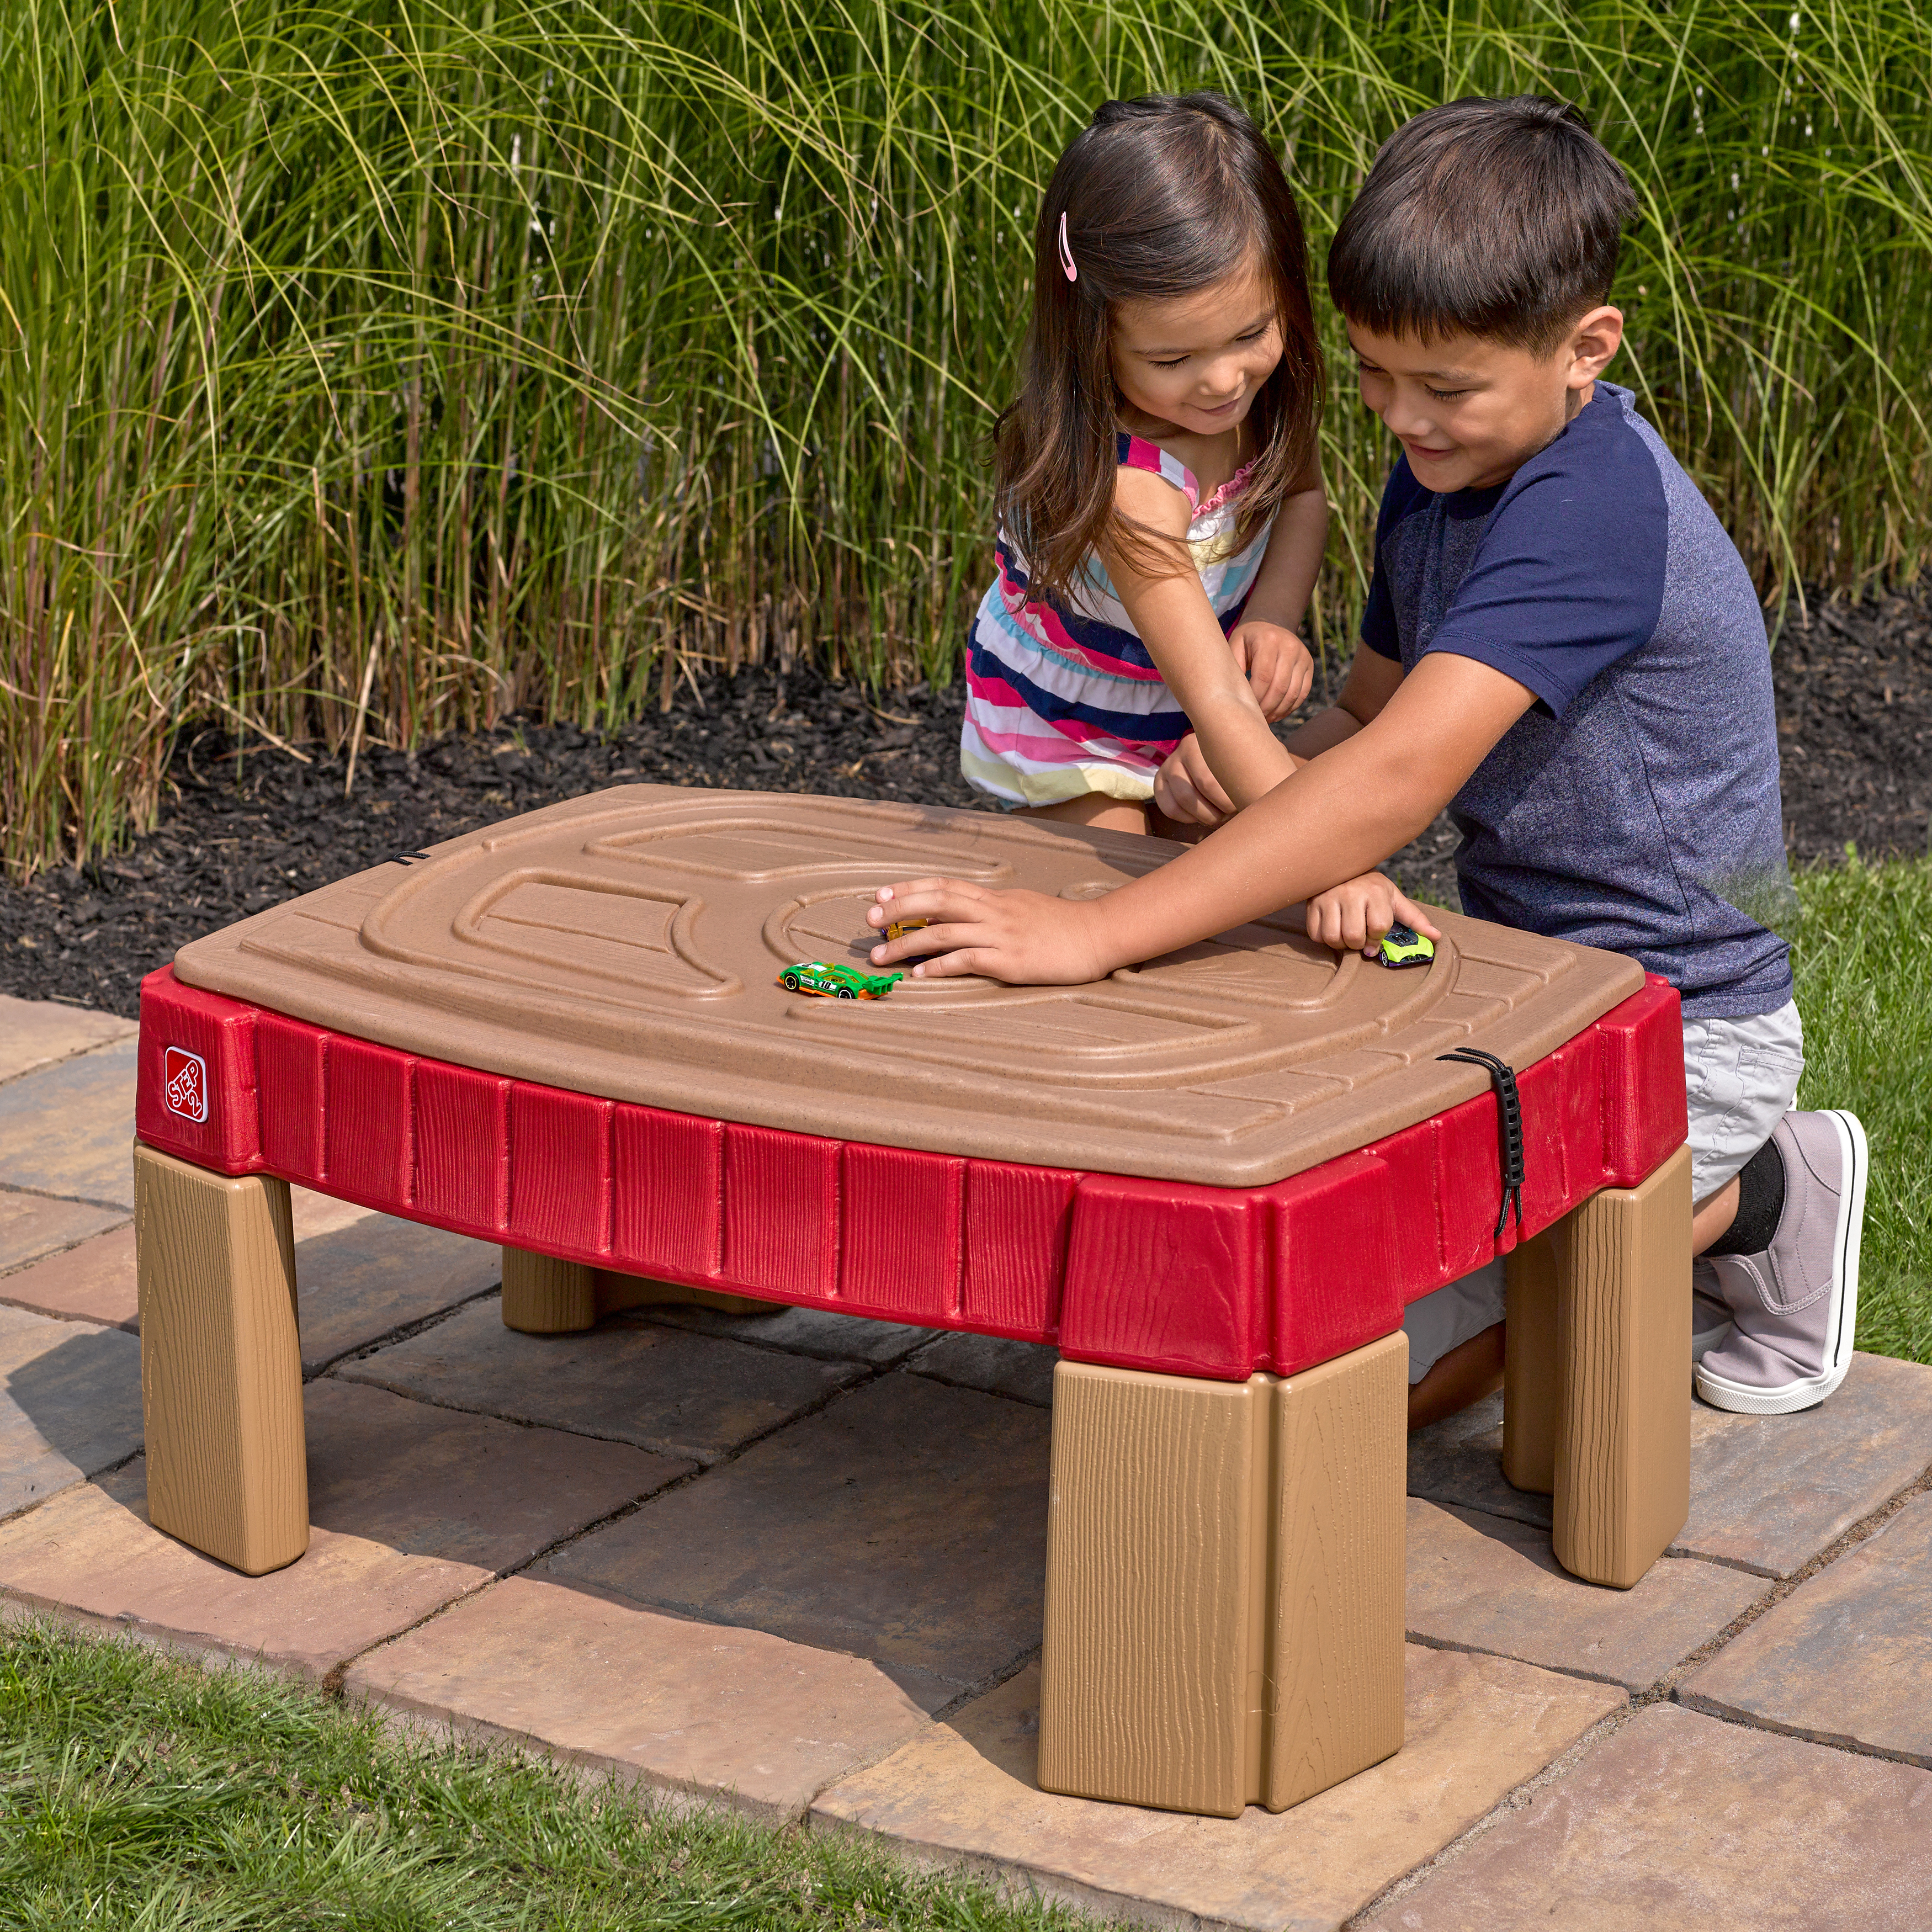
[171,787,1644,1187]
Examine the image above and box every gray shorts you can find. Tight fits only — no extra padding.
[1402,999,1804,1384]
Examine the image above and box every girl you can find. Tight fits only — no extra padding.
[962,92,1330,834]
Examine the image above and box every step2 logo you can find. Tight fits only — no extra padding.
[162,1046,208,1123]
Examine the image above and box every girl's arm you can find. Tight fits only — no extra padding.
[1239,464,1329,637]
[1153,465,1329,821]
[1278,643,1406,758]
[1110,466,1293,811]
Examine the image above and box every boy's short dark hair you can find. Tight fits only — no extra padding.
[1328,95,1637,354]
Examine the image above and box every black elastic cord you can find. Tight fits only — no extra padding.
[1439,1048,1526,1240]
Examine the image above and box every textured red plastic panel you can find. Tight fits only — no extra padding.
[326,1038,413,1206]
[256,1012,327,1179]
[723,1123,841,1300]
[509,1086,614,1255]
[960,1161,1079,1337]
[1058,1175,1268,1378]
[612,1107,720,1281]
[135,973,261,1170]
[1600,976,1692,1185]
[415,1061,510,1230]
[135,967,1686,1378]
[1271,1153,1412,1378]
[840,1144,965,1319]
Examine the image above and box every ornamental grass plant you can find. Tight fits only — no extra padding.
[3,0,1928,875]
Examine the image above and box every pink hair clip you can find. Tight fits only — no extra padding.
[1057,209,1078,283]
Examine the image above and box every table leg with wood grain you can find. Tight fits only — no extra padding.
[1037,1331,1409,1816]
[1504,1142,1693,1590]
[133,1142,309,1578]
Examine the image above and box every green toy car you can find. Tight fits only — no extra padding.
[777,960,904,1000]
[1375,921,1437,969]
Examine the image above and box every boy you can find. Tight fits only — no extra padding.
[869,94,1867,1429]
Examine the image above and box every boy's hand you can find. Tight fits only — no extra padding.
[866,882,1113,985]
[1304,873,1442,957]
[1153,734,1236,828]
[1228,620,1314,723]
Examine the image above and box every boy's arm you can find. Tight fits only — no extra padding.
[868,651,1538,984]
[1110,466,1294,810]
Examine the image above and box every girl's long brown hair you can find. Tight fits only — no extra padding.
[994,93,1324,608]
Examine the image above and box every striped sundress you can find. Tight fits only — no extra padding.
[960,432,1272,809]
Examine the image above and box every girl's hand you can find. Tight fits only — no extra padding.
[1304,873,1442,957]
[1228,620,1314,722]
[1153,734,1236,827]
[866,882,1114,985]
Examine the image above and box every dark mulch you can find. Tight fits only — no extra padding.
[2,593,1926,1021]
[1771,593,1931,866]
[0,669,986,1021]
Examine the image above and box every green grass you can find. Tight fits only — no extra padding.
[4,0,1931,876]
[1789,853,1932,1363]
[0,1618,1101,1931]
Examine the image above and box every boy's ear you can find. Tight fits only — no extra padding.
[1565,306,1624,390]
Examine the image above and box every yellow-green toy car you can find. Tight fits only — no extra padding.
[1376,922,1436,969]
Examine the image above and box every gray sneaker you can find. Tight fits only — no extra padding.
[1690,1261,1734,1364]
[1694,1111,1867,1415]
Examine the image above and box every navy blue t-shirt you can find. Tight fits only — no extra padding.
[1361,381,1792,1019]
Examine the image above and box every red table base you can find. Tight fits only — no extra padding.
[136,964,1685,1382]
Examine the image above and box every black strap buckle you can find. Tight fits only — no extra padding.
[1438,1048,1525,1241]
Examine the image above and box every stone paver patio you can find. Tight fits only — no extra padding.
[2,992,1928,1929]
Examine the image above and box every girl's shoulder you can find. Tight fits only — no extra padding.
[1116,432,1201,511]
[1115,432,1258,524]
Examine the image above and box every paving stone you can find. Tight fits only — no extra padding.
[0,1304,142,1518]
[811,1648,1625,1931]
[0,1467,479,1680]
[626,1300,937,1366]
[1406,1390,1549,1530]
[906,1333,1057,1407]
[295,1217,501,1372]
[0,1381,687,1679]
[0,1037,137,1208]
[0,1198,491,1350]
[542,1373,1050,1710]
[1680,1488,1932,1765]
[0,1223,137,1329]
[1405,1499,1765,1691]
[1409,1355,1932,1580]
[0,1192,128,1283]
[1675,1352,1932,1577]
[290,1185,378,1241]
[0,996,136,1087]
[334,1296,863,1463]
[302,1377,691,1568]
[347,1574,931,1824]
[1361,1702,1932,1930]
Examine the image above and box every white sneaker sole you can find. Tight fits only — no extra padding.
[1694,1110,1866,1416]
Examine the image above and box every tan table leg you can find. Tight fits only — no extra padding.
[1039,1331,1407,1817]
[500,1247,596,1331]
[499,1252,776,1331]
[1503,1232,1562,1495]
[135,1143,307,1577]
[1549,1141,1693,1589]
